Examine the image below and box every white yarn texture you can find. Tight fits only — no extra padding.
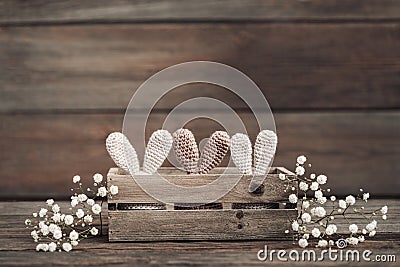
[106,132,140,174]
[143,130,173,174]
[230,133,253,175]
[198,131,230,174]
[172,128,199,174]
[106,129,276,179]
[254,130,278,176]
[106,131,172,175]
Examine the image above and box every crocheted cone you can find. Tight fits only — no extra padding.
[198,131,230,174]
[251,130,277,192]
[106,132,140,174]
[172,128,200,174]
[254,130,278,176]
[231,133,253,175]
[143,129,173,174]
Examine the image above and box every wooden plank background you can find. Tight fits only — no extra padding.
[0,0,399,199]
[2,0,400,23]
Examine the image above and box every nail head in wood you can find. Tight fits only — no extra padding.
[236,210,244,219]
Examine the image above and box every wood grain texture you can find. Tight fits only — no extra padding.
[1,0,400,24]
[1,23,400,111]
[107,167,297,242]
[1,112,399,198]
[2,200,399,234]
[107,167,296,203]
[0,200,398,266]
[108,209,296,242]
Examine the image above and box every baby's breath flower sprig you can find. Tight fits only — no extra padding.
[281,155,389,248]
[25,172,118,252]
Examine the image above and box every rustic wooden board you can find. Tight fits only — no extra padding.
[0,201,398,266]
[0,240,398,267]
[108,209,297,242]
[1,112,399,198]
[2,200,399,233]
[1,0,400,24]
[1,23,400,111]
[107,167,296,204]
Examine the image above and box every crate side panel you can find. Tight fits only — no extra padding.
[108,175,295,204]
[108,167,297,203]
[108,209,296,241]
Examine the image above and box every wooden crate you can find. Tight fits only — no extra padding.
[107,167,297,242]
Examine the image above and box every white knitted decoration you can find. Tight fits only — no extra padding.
[198,131,230,174]
[230,133,253,175]
[106,132,140,174]
[254,130,278,176]
[106,131,173,175]
[172,128,200,174]
[106,129,276,181]
[143,130,173,174]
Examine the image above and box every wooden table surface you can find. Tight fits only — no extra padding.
[1,199,398,266]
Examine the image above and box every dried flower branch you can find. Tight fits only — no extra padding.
[283,155,389,248]
[25,173,118,252]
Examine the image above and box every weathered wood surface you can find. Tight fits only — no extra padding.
[107,167,296,203]
[1,112,399,198]
[109,209,297,242]
[1,23,400,111]
[0,200,398,266]
[1,0,399,201]
[1,0,400,24]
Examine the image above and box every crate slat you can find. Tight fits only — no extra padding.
[108,209,296,241]
[107,167,296,204]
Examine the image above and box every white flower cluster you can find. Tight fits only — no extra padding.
[281,155,389,248]
[26,172,118,252]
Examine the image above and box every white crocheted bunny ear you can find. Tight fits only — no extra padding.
[254,130,278,176]
[250,130,278,192]
[172,128,199,174]
[231,133,253,175]
[198,131,230,174]
[143,130,173,174]
[106,132,140,174]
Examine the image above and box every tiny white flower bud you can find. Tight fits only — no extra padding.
[298,238,308,248]
[72,175,80,183]
[92,204,102,215]
[64,215,74,226]
[93,173,103,183]
[90,227,99,235]
[349,224,358,234]
[310,182,319,191]
[297,155,307,165]
[345,195,356,205]
[316,175,327,185]
[295,166,305,176]
[62,242,72,252]
[46,199,54,206]
[110,185,119,195]
[288,194,298,204]
[301,213,311,223]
